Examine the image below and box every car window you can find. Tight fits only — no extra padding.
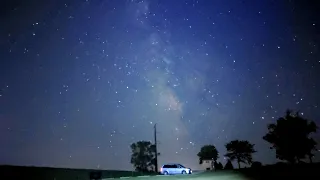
[172,165,178,168]
[163,165,170,168]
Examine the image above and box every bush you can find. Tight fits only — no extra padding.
[224,160,234,170]
[275,162,287,168]
[251,161,262,169]
[213,161,223,170]
[213,162,218,170]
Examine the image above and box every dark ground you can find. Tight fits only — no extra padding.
[237,162,320,179]
[0,165,155,180]
[1,163,320,180]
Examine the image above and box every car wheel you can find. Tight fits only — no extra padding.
[182,170,186,174]
[163,171,168,175]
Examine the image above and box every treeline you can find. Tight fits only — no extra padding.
[129,109,318,172]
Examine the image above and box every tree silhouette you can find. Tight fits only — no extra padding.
[197,145,219,166]
[130,141,157,172]
[214,162,223,170]
[225,140,256,169]
[224,159,234,170]
[263,110,318,164]
[306,138,317,163]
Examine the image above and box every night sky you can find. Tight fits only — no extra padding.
[1,0,320,171]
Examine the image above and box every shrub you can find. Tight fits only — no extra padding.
[251,161,262,169]
[224,160,234,170]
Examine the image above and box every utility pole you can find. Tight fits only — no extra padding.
[154,123,158,173]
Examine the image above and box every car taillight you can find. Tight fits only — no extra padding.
[160,168,163,172]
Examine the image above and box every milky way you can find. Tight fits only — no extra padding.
[1,0,320,170]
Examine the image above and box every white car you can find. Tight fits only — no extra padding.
[160,163,192,175]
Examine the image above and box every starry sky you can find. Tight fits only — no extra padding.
[1,0,320,171]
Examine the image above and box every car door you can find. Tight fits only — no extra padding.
[172,164,178,174]
[178,164,185,174]
[165,165,172,174]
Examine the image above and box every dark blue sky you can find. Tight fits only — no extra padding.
[1,0,319,170]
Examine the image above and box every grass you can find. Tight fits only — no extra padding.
[2,163,320,180]
[0,165,156,180]
[0,165,247,180]
[119,171,248,180]
[237,162,320,180]
[121,163,320,180]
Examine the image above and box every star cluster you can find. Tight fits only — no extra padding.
[0,0,319,170]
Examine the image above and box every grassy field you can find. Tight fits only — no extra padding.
[1,163,320,180]
[0,165,156,180]
[112,163,320,180]
[0,165,248,180]
[106,171,248,180]
[237,162,320,180]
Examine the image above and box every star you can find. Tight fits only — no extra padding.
[0,0,319,171]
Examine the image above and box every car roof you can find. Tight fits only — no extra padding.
[162,163,183,166]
